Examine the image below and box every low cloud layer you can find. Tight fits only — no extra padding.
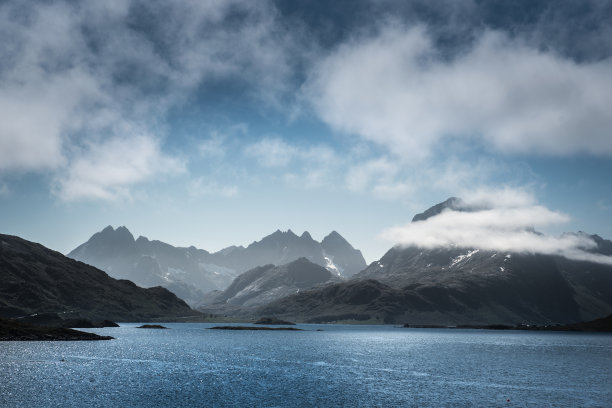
[381,189,612,265]
[306,25,612,159]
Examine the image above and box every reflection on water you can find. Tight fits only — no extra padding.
[1,323,611,407]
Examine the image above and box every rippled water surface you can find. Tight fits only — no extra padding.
[1,323,611,407]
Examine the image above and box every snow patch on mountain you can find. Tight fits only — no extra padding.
[323,253,343,276]
[450,249,480,267]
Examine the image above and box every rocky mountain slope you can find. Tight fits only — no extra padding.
[257,250,612,325]
[251,200,612,325]
[68,226,366,305]
[198,257,340,314]
[0,234,195,321]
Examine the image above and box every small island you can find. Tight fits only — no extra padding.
[0,318,113,341]
[209,326,302,331]
[137,324,168,329]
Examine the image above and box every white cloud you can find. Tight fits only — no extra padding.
[188,178,238,198]
[380,189,612,265]
[346,158,413,199]
[305,25,612,159]
[245,137,297,167]
[55,134,185,202]
[459,187,537,210]
[245,137,347,189]
[199,133,227,159]
[0,0,296,200]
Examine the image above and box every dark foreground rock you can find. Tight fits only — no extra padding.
[254,317,295,325]
[0,318,113,341]
[137,324,168,329]
[209,326,302,331]
[18,313,119,328]
[0,233,195,322]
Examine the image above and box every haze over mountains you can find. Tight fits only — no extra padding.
[199,257,341,314]
[68,226,366,305]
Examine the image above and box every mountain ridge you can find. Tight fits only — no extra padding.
[68,226,366,305]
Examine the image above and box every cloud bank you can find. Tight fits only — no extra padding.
[0,0,294,201]
[306,25,612,160]
[381,189,612,265]
[2,0,611,211]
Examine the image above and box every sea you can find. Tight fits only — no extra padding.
[1,323,610,407]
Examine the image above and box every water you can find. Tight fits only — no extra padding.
[1,323,611,407]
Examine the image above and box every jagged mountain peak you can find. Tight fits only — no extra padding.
[325,230,343,239]
[263,229,298,241]
[95,225,135,242]
[322,230,351,247]
[300,231,313,241]
[411,197,464,222]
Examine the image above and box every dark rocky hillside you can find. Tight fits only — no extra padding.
[351,239,612,324]
[256,252,612,325]
[251,201,612,325]
[0,317,113,341]
[0,234,195,322]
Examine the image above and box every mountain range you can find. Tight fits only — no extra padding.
[251,199,612,325]
[68,227,366,305]
[0,233,194,322]
[3,197,611,327]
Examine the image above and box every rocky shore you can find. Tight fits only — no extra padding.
[0,318,113,341]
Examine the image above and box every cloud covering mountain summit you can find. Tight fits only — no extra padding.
[382,189,612,265]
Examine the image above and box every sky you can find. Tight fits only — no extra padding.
[1,0,612,264]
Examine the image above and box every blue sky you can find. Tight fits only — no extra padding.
[1,0,612,263]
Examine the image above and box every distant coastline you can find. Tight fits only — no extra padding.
[401,314,612,333]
